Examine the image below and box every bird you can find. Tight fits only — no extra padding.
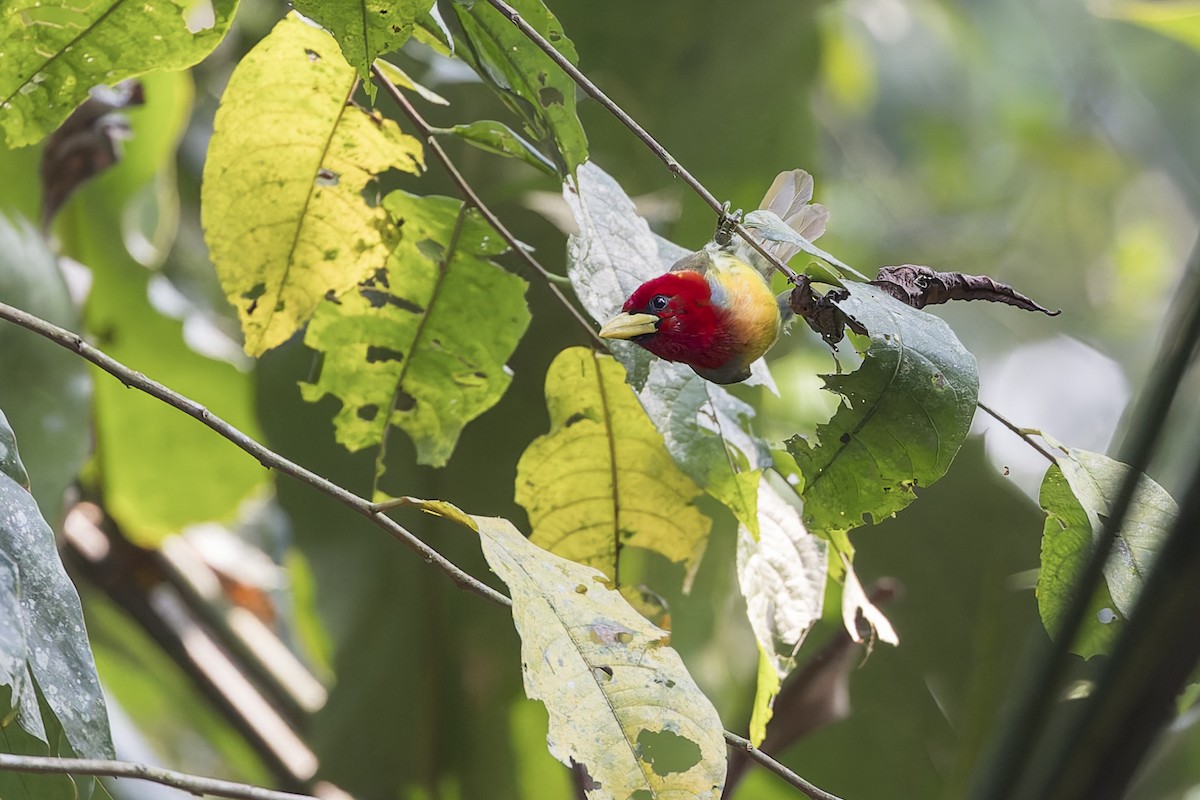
[598,170,828,384]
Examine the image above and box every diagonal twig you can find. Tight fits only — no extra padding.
[722,732,844,800]
[0,753,313,800]
[0,301,511,609]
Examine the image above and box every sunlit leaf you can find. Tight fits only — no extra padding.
[1095,0,1200,51]
[440,120,558,176]
[840,555,898,646]
[0,414,113,761]
[787,283,979,535]
[452,0,588,175]
[0,213,90,522]
[563,162,772,528]
[736,480,827,745]
[291,0,434,99]
[515,347,710,582]
[1037,464,1126,658]
[302,192,530,470]
[1037,438,1177,656]
[202,13,424,356]
[411,498,726,799]
[0,0,239,148]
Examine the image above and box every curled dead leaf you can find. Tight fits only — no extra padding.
[870,264,1061,316]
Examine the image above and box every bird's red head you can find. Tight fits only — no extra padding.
[611,271,735,370]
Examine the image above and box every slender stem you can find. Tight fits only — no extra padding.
[0,301,511,609]
[722,732,844,800]
[0,753,313,800]
[371,63,606,348]
[976,401,1056,463]
[480,0,809,284]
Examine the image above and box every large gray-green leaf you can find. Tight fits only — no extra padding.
[451,0,587,175]
[1037,439,1177,656]
[564,162,771,526]
[0,413,113,761]
[302,192,530,470]
[0,0,239,147]
[291,0,433,97]
[0,213,91,523]
[787,283,978,535]
[410,498,726,800]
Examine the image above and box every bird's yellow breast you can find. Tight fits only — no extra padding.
[705,252,781,364]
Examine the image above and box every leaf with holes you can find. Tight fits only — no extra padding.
[302,192,530,470]
[291,0,434,99]
[452,0,587,175]
[563,162,772,529]
[0,0,238,147]
[515,347,710,582]
[787,283,978,536]
[410,498,726,799]
[1037,438,1177,657]
[202,13,423,356]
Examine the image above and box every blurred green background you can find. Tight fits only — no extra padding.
[1,0,1198,797]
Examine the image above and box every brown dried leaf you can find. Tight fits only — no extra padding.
[870,264,1061,316]
[787,274,869,345]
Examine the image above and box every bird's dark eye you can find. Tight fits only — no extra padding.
[649,294,669,312]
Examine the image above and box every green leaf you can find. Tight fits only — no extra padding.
[515,347,711,582]
[0,0,239,147]
[201,13,424,356]
[0,413,113,761]
[291,0,434,99]
[412,498,727,799]
[787,283,979,535]
[0,411,29,490]
[736,481,827,744]
[1037,464,1126,658]
[1095,0,1200,51]
[440,120,558,176]
[452,0,588,175]
[0,212,91,522]
[0,687,78,800]
[302,192,530,470]
[1036,438,1178,657]
[563,162,773,529]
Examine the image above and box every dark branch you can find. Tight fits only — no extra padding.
[722,732,844,800]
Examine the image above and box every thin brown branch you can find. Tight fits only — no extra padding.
[722,732,844,800]
[371,63,606,348]
[976,401,1057,463]
[0,301,511,609]
[0,753,313,800]
[480,0,812,284]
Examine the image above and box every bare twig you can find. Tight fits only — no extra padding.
[0,301,511,609]
[371,63,606,348]
[477,0,870,284]
[0,753,314,800]
[976,401,1057,463]
[722,732,844,800]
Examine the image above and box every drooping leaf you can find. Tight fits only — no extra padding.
[787,283,979,536]
[1036,437,1177,657]
[0,214,90,525]
[201,13,424,356]
[302,192,530,470]
[440,120,558,176]
[291,0,434,99]
[840,555,898,646]
[735,480,827,744]
[1037,464,1126,658]
[563,162,772,527]
[515,347,710,582]
[0,413,113,761]
[869,264,1061,316]
[451,0,588,175]
[0,0,238,148]
[66,71,267,545]
[410,498,726,800]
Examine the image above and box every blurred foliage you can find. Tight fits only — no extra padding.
[0,0,1198,798]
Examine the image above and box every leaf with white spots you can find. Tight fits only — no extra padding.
[408,498,727,800]
[0,410,113,760]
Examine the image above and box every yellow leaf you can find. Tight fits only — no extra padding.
[201,13,423,355]
[516,347,711,583]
